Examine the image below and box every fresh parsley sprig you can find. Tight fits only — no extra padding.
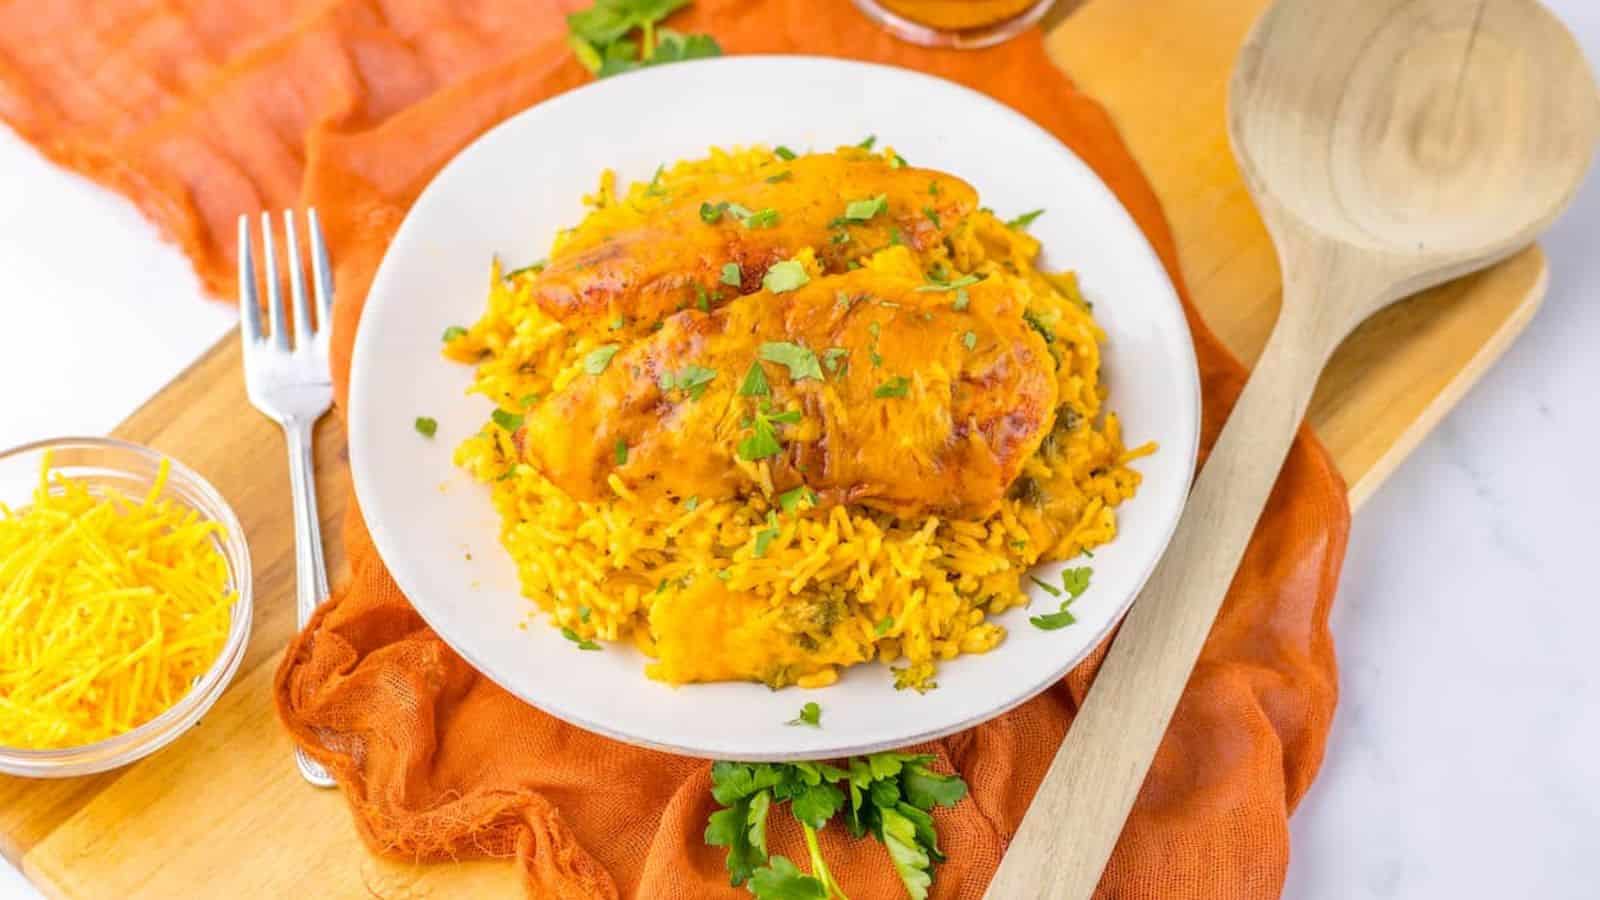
[566,0,721,79]
[707,752,968,899]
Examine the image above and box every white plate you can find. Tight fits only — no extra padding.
[348,56,1200,761]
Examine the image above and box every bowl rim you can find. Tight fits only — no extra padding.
[0,436,254,776]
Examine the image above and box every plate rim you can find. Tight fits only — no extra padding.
[348,54,1202,760]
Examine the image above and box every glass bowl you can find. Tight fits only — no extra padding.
[0,437,253,778]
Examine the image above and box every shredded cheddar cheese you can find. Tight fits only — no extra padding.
[0,454,236,749]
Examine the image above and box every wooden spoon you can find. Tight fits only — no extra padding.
[986,1,1598,896]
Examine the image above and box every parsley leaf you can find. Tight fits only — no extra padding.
[759,342,823,381]
[1006,208,1046,230]
[874,376,910,398]
[683,495,700,511]
[615,439,629,465]
[441,325,467,342]
[765,170,793,184]
[890,152,908,169]
[880,806,934,900]
[737,406,790,461]
[753,513,781,558]
[952,288,970,311]
[740,361,771,396]
[962,331,978,351]
[744,208,780,229]
[705,797,766,886]
[774,145,798,161]
[762,260,810,293]
[822,347,849,374]
[721,262,742,286]
[1030,576,1062,597]
[560,626,601,651]
[844,193,889,222]
[787,701,822,728]
[915,273,984,293]
[583,343,622,374]
[700,201,728,223]
[663,364,717,400]
[1029,605,1077,631]
[856,134,877,150]
[490,409,523,432]
[695,284,711,311]
[748,857,828,900]
[875,616,894,635]
[503,260,546,279]
[777,485,816,514]
[1023,310,1056,343]
[1061,566,1093,598]
[644,164,667,196]
[922,206,941,229]
[414,416,438,437]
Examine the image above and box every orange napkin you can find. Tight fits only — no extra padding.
[0,1,1348,896]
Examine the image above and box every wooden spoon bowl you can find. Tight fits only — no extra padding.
[988,2,1597,897]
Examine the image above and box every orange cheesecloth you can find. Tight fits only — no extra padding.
[0,1,1349,897]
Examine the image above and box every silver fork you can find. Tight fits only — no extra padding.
[238,209,337,789]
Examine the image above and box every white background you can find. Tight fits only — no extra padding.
[1,3,1597,896]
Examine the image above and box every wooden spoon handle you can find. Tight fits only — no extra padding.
[985,300,1340,899]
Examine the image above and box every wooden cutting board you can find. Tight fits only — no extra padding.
[3,0,1550,895]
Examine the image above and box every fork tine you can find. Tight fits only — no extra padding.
[284,209,314,349]
[306,208,334,330]
[237,215,263,343]
[261,211,290,350]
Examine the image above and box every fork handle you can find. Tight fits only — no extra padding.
[281,415,335,788]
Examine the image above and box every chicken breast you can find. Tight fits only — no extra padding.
[526,152,977,332]
[519,267,1058,518]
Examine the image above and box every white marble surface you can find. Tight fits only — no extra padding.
[1,4,1598,896]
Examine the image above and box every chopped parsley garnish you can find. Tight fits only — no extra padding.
[844,193,889,222]
[503,260,546,279]
[856,134,877,150]
[684,495,700,511]
[583,343,622,374]
[777,485,818,514]
[928,180,940,196]
[923,206,941,229]
[952,289,970,311]
[915,273,984,293]
[614,439,628,465]
[739,360,771,396]
[441,325,467,342]
[490,409,523,432]
[774,145,798,161]
[1006,208,1046,230]
[608,314,626,331]
[660,364,718,399]
[764,170,792,184]
[744,207,780,229]
[830,229,851,245]
[762,261,810,294]
[875,616,894,635]
[578,606,592,622]
[706,753,967,898]
[759,342,823,381]
[644,164,668,196]
[874,376,910,398]
[786,701,821,727]
[888,226,904,246]
[822,347,850,374]
[1029,566,1092,630]
[695,284,711,311]
[890,153,908,169]
[736,404,802,461]
[414,416,438,438]
[752,512,781,558]
[962,331,978,351]
[520,393,540,408]
[721,262,742,286]
[699,201,727,223]
[1023,310,1056,343]
[560,626,601,651]
[1030,576,1062,597]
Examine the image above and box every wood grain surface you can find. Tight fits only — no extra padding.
[2,0,1550,895]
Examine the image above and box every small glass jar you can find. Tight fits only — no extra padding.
[850,0,1057,49]
[0,437,253,777]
